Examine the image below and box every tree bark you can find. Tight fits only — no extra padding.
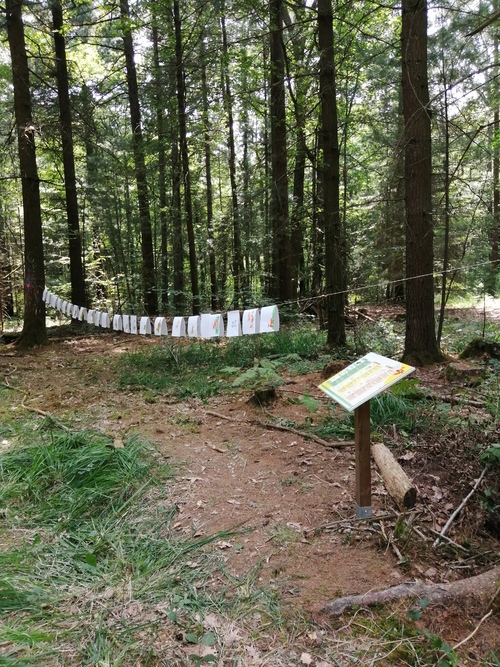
[401,0,442,365]
[270,0,291,303]
[201,35,218,312]
[51,0,87,310]
[220,6,244,308]
[151,19,169,313]
[372,442,417,510]
[173,0,200,315]
[318,0,346,346]
[6,0,46,347]
[120,0,157,315]
[488,5,499,297]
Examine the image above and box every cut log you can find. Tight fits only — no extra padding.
[372,442,417,510]
[318,564,500,617]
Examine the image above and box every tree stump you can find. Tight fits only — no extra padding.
[444,361,485,386]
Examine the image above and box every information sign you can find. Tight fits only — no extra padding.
[319,352,414,412]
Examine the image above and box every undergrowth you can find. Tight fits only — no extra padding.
[118,327,330,399]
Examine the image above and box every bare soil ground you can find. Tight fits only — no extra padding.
[1,310,500,664]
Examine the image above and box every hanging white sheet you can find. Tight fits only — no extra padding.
[154,317,168,336]
[226,310,242,337]
[259,305,280,333]
[188,315,201,337]
[242,308,260,335]
[172,317,186,337]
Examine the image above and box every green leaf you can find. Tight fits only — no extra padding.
[185,633,198,644]
[219,366,242,375]
[299,394,320,414]
[407,607,422,621]
[201,632,215,646]
[85,553,97,567]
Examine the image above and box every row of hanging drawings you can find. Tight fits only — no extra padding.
[42,289,280,337]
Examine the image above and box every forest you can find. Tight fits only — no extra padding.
[0,0,499,362]
[3,3,500,663]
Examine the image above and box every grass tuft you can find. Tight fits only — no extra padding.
[0,431,167,528]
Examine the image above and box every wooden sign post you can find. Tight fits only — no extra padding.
[354,401,372,518]
[319,353,414,519]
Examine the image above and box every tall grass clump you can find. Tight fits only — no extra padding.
[0,431,165,528]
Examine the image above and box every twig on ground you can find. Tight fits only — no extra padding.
[433,468,487,548]
[204,409,354,449]
[204,441,227,454]
[428,528,469,552]
[305,513,397,536]
[2,378,24,392]
[485,582,500,611]
[452,609,493,652]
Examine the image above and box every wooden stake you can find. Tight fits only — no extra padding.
[355,400,372,518]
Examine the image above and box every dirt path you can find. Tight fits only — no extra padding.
[1,330,499,658]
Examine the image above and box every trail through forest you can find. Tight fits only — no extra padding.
[1,312,500,664]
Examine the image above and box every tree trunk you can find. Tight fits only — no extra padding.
[173,0,200,315]
[152,19,169,313]
[270,0,291,303]
[488,7,500,297]
[6,0,46,347]
[201,36,218,312]
[51,0,86,310]
[220,6,244,308]
[120,0,157,315]
[401,0,441,365]
[437,61,450,345]
[318,0,346,346]
[0,201,14,321]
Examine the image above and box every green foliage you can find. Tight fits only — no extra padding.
[118,329,328,399]
[0,431,167,528]
[349,319,404,358]
[232,358,284,390]
[481,443,500,467]
[370,392,419,432]
[407,596,429,621]
[299,394,321,414]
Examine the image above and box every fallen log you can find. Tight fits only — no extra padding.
[372,442,417,510]
[319,564,500,617]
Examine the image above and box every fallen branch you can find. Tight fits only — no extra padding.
[433,467,487,548]
[428,528,469,553]
[20,397,70,432]
[424,389,486,409]
[318,564,500,617]
[204,410,354,449]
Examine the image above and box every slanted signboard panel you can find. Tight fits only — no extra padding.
[319,353,415,520]
[318,353,414,412]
